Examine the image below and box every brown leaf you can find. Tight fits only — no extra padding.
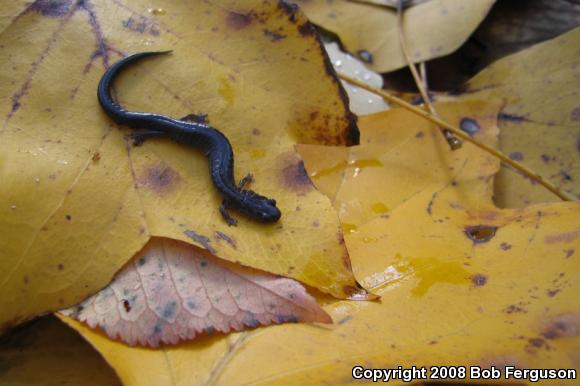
[60,238,331,347]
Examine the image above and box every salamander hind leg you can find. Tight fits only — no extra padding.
[129,130,167,146]
[238,173,254,189]
[220,200,238,226]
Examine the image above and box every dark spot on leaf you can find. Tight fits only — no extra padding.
[357,49,373,64]
[122,299,131,313]
[527,337,546,349]
[65,214,72,221]
[500,242,512,250]
[546,289,560,297]
[565,249,574,258]
[509,152,523,161]
[310,111,319,120]
[540,154,553,163]
[57,263,64,271]
[30,0,74,17]
[245,313,260,328]
[415,131,424,138]
[504,304,526,314]
[498,112,527,123]
[464,225,497,243]
[541,314,580,339]
[459,117,479,135]
[139,164,181,195]
[571,107,580,121]
[312,220,320,228]
[560,170,572,181]
[215,231,237,249]
[23,276,29,284]
[184,230,216,254]
[429,340,438,345]
[278,0,298,23]
[471,274,487,287]
[226,11,253,29]
[298,22,315,37]
[252,128,261,135]
[263,29,286,42]
[122,16,160,36]
[161,302,177,319]
[280,156,313,194]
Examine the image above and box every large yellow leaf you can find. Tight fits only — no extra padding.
[60,100,580,384]
[0,0,364,331]
[297,0,496,72]
[464,27,580,208]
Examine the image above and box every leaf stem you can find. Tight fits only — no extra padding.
[396,1,461,149]
[337,73,575,202]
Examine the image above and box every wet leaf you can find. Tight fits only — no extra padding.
[60,99,580,384]
[465,27,580,207]
[0,316,121,386]
[60,237,331,347]
[324,42,389,115]
[0,0,365,330]
[298,0,496,72]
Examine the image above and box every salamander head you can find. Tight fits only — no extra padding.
[240,192,281,223]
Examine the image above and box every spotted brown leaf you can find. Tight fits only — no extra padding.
[60,238,331,347]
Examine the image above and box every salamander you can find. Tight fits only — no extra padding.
[97,51,281,225]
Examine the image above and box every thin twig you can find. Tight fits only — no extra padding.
[337,73,574,202]
[419,62,428,90]
[395,1,461,149]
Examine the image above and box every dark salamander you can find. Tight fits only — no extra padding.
[98,51,281,225]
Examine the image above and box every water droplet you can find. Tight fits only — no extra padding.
[367,98,374,104]
[57,160,69,165]
[354,69,361,75]
[363,73,371,81]
[334,59,342,67]
[351,87,358,93]
[34,177,40,183]
[10,204,16,209]
[148,8,166,15]
[143,39,154,46]
[342,223,358,234]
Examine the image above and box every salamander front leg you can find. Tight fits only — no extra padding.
[129,130,167,146]
[219,200,238,226]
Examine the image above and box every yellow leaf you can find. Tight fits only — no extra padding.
[0,0,363,331]
[0,317,121,386]
[298,0,496,72]
[60,99,580,384]
[465,27,580,207]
